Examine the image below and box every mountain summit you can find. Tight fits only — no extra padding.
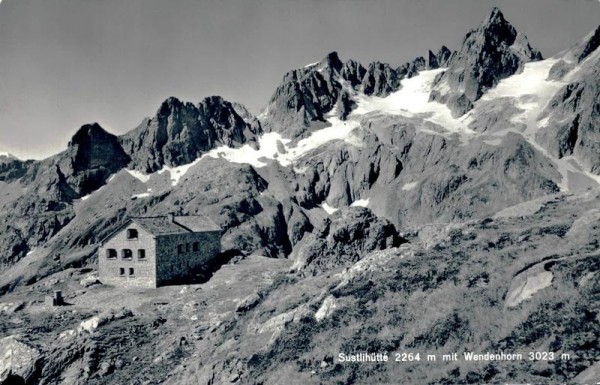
[120,96,263,173]
[429,7,542,116]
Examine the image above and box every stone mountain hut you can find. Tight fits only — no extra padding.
[98,214,221,288]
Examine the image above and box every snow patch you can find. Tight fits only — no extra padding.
[402,182,418,191]
[293,166,308,174]
[77,316,102,334]
[157,159,202,186]
[537,116,550,128]
[125,169,151,183]
[480,59,566,134]
[202,133,286,168]
[483,138,503,146]
[257,104,271,120]
[352,69,474,135]
[59,329,76,339]
[476,58,600,191]
[350,198,370,207]
[132,192,151,199]
[80,194,91,201]
[315,296,338,321]
[506,271,553,308]
[286,118,360,163]
[321,203,339,214]
[201,116,360,169]
[493,197,548,219]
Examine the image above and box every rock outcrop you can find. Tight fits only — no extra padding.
[436,45,454,67]
[290,207,404,273]
[360,62,400,97]
[0,155,32,183]
[0,336,41,384]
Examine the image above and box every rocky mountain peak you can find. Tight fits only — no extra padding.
[317,51,343,72]
[464,7,535,61]
[156,96,192,120]
[360,61,400,96]
[429,7,542,117]
[341,59,367,87]
[262,52,346,137]
[436,45,454,67]
[62,122,131,194]
[573,25,600,63]
[68,123,113,147]
[484,6,507,27]
[427,50,439,69]
[121,96,262,173]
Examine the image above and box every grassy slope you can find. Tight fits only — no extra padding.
[172,190,600,385]
[0,190,598,385]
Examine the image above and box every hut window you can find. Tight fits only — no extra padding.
[129,268,135,276]
[122,249,133,259]
[185,243,190,252]
[177,244,184,254]
[119,268,125,276]
[127,229,138,239]
[138,249,146,259]
[193,242,199,252]
[107,249,117,259]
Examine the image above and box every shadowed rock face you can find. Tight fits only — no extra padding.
[436,45,453,67]
[572,25,600,63]
[537,52,600,173]
[120,96,263,173]
[262,52,344,138]
[360,62,400,97]
[429,7,542,117]
[340,59,366,88]
[59,123,131,196]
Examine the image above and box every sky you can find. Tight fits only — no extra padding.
[0,0,599,160]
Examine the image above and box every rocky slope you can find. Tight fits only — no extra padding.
[536,31,600,174]
[163,190,600,385]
